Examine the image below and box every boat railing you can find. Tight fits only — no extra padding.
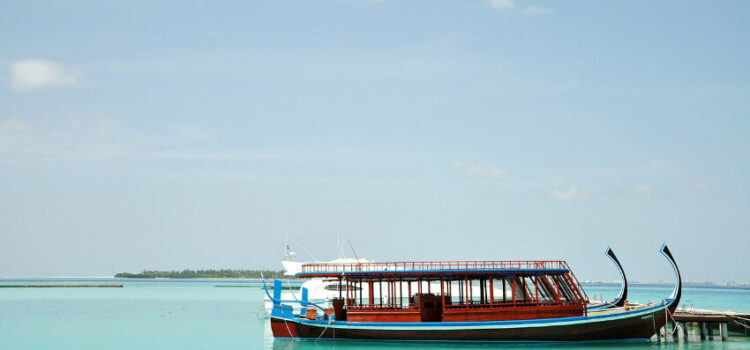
[443,299,581,309]
[300,260,569,274]
[560,261,589,302]
[344,299,582,311]
[347,305,419,311]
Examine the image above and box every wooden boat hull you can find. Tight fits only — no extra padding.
[271,302,673,342]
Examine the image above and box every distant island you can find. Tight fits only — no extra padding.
[114,269,286,279]
[112,270,749,289]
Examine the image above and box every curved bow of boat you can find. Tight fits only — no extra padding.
[587,247,628,311]
[660,243,681,308]
[605,247,628,307]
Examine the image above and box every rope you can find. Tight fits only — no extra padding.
[283,318,296,342]
[315,313,335,342]
[733,320,750,330]
[286,280,300,302]
[732,315,750,323]
[665,305,680,336]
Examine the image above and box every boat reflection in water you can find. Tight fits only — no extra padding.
[265,244,681,342]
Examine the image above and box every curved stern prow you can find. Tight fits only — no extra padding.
[659,243,682,309]
[605,247,628,307]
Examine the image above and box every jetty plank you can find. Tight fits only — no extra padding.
[673,310,750,324]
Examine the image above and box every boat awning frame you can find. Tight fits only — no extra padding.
[296,260,574,278]
[296,268,570,278]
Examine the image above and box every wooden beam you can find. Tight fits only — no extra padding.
[489,277,494,304]
[464,276,469,309]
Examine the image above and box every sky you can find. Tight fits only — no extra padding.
[1,0,748,282]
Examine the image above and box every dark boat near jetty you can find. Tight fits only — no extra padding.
[265,244,681,342]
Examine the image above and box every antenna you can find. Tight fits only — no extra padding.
[341,219,346,259]
[283,216,296,261]
[290,240,317,261]
[347,239,360,262]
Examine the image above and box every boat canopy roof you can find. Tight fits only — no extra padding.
[296,260,572,278]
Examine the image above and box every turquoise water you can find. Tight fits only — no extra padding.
[1,279,749,350]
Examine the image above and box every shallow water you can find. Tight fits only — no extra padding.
[1,279,748,350]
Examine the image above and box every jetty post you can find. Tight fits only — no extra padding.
[720,322,728,341]
[675,322,686,340]
[673,310,750,341]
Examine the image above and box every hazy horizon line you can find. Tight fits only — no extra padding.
[1,276,748,286]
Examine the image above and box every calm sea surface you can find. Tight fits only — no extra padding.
[1,279,749,350]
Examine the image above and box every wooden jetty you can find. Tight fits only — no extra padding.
[662,308,750,341]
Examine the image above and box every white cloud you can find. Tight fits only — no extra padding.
[487,0,514,10]
[635,182,652,195]
[453,161,507,179]
[694,182,711,193]
[71,115,122,130]
[0,118,26,137]
[522,6,552,15]
[170,124,219,142]
[686,181,712,193]
[551,185,587,200]
[67,115,124,140]
[330,0,383,4]
[486,1,553,15]
[10,59,82,91]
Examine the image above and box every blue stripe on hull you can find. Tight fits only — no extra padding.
[276,337,652,344]
[284,299,671,330]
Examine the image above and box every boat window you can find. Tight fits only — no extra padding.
[554,275,576,302]
[325,284,360,291]
[536,276,556,301]
[493,278,509,302]
[513,277,529,301]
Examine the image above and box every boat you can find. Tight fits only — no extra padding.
[587,247,628,310]
[265,244,681,342]
[264,257,373,313]
[263,239,372,313]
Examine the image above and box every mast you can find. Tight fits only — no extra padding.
[284,216,295,261]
